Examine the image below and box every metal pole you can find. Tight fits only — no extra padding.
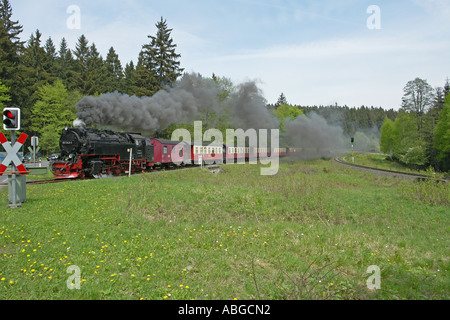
[352,144,354,163]
[11,131,17,208]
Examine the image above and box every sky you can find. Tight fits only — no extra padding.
[10,0,450,110]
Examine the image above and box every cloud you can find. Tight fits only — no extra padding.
[412,0,450,17]
[195,33,449,108]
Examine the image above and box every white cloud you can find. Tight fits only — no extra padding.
[193,33,449,108]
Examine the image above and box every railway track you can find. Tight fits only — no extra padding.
[333,157,449,182]
[26,178,75,186]
[12,164,216,186]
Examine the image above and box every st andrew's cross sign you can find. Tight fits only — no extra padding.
[0,132,29,176]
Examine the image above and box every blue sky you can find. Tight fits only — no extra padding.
[11,0,450,109]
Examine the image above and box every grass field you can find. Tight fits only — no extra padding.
[0,158,448,300]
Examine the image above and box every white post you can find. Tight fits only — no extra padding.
[128,148,133,178]
[352,144,354,163]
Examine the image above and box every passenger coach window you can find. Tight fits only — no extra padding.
[163,146,168,154]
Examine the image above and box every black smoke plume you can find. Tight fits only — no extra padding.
[76,73,279,133]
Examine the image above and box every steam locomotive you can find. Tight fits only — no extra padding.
[51,127,155,179]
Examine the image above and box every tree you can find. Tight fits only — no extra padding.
[133,49,158,97]
[0,0,23,47]
[0,79,11,107]
[275,93,288,108]
[122,60,136,95]
[391,111,421,162]
[105,46,124,92]
[0,0,25,106]
[380,116,395,156]
[434,94,450,171]
[56,38,76,90]
[43,36,57,78]
[23,30,51,84]
[30,80,76,139]
[444,78,450,97]
[401,78,435,137]
[85,43,107,95]
[146,17,184,89]
[401,146,427,169]
[73,34,90,93]
[275,104,303,131]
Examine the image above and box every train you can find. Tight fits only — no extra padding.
[51,127,327,179]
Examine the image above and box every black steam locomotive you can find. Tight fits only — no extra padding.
[52,127,155,179]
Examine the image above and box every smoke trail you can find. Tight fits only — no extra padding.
[284,112,346,159]
[77,74,219,132]
[76,72,346,159]
[76,73,279,132]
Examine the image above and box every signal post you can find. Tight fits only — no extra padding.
[1,107,28,208]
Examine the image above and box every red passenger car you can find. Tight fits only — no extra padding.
[150,139,189,167]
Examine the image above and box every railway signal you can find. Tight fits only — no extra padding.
[0,129,29,208]
[3,107,21,131]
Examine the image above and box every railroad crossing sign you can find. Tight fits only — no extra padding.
[0,132,29,176]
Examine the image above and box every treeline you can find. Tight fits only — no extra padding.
[380,78,450,171]
[0,0,183,151]
[269,93,399,152]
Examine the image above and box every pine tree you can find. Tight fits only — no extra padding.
[74,34,89,69]
[133,49,158,96]
[105,46,124,92]
[444,78,450,97]
[43,36,57,78]
[0,79,11,107]
[0,0,23,48]
[85,43,107,95]
[73,34,90,94]
[56,38,76,90]
[123,60,136,95]
[0,0,24,106]
[23,30,51,85]
[275,93,288,108]
[147,17,184,89]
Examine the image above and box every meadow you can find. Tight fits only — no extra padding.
[0,158,448,300]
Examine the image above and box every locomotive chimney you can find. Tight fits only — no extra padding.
[73,118,86,129]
